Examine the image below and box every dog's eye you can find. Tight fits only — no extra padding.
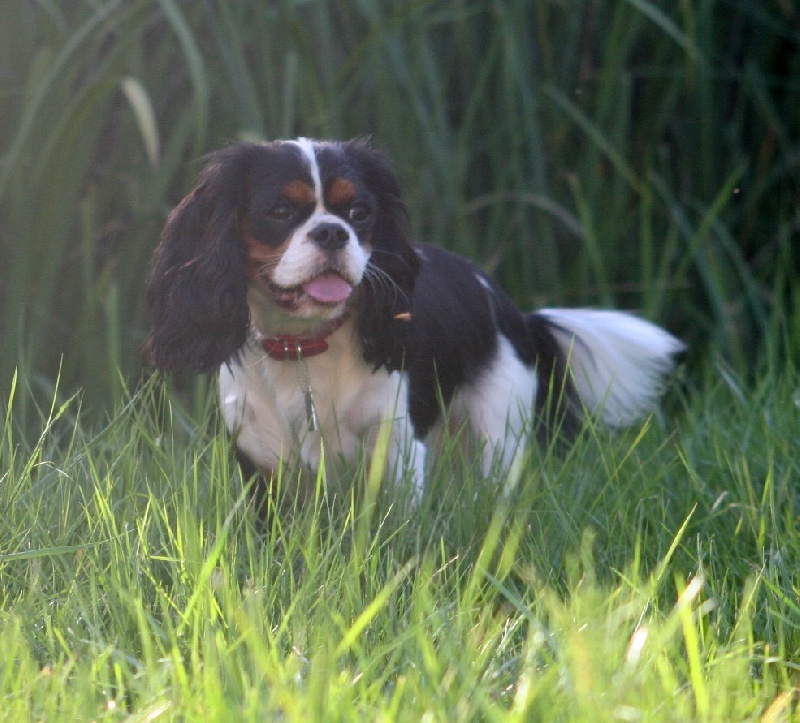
[267,200,295,221]
[348,202,371,223]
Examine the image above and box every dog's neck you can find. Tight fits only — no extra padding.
[257,315,349,360]
[245,285,358,366]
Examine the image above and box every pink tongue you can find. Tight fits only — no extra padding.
[303,275,353,303]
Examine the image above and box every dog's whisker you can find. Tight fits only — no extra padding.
[255,257,281,277]
[364,264,402,304]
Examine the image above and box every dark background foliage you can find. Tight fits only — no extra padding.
[1,0,798,426]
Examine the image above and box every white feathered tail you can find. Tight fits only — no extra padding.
[534,309,684,426]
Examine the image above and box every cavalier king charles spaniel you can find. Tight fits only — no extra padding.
[144,138,683,501]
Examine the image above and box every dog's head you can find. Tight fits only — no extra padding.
[143,138,419,373]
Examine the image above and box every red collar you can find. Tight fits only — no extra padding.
[259,316,348,361]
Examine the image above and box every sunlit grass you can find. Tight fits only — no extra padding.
[1,366,798,719]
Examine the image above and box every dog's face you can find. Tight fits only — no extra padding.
[241,139,375,327]
[144,138,419,373]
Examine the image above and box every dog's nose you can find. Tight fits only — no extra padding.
[309,222,349,251]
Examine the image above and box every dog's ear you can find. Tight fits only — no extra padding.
[346,140,420,370]
[142,146,254,373]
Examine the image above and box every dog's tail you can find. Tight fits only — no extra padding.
[528,309,684,433]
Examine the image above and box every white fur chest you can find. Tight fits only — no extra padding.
[218,325,415,478]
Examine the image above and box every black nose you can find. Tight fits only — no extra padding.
[309,222,349,250]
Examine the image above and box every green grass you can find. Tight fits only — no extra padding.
[1,365,799,720]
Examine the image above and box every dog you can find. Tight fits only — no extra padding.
[144,138,683,501]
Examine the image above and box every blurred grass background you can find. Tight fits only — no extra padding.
[1,0,798,427]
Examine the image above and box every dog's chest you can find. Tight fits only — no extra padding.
[218,333,405,472]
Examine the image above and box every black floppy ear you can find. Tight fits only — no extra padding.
[142,146,254,373]
[346,140,420,370]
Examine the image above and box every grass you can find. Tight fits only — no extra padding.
[1,364,799,720]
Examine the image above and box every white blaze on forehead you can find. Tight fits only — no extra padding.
[289,137,323,208]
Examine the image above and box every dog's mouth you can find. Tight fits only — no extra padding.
[265,272,354,310]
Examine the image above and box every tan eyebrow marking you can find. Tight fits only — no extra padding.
[280,180,315,206]
[327,177,357,206]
